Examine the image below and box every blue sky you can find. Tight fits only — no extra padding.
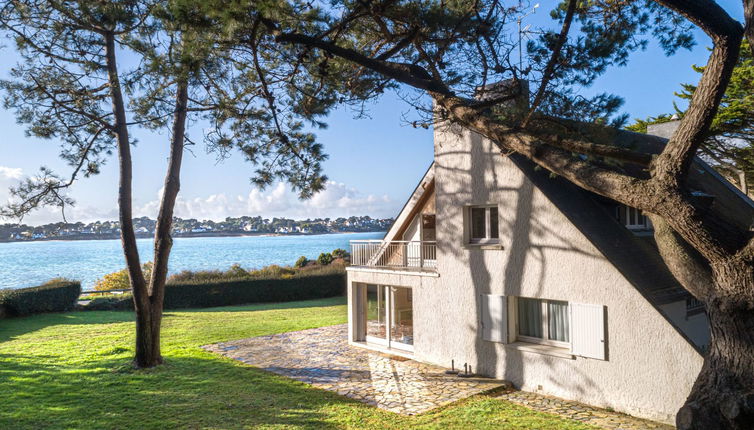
[0,1,745,225]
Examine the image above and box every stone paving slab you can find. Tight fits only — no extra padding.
[495,390,675,430]
[203,324,506,415]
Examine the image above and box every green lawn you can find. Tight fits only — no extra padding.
[0,297,596,429]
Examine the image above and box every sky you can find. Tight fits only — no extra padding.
[0,1,746,226]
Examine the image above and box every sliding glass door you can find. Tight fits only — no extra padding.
[365,284,388,346]
[389,286,413,350]
[362,284,414,352]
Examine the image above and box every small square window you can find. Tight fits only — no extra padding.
[516,297,570,347]
[471,207,487,239]
[468,205,499,244]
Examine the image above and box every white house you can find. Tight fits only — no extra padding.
[346,119,754,424]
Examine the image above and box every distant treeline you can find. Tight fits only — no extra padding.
[1,215,393,242]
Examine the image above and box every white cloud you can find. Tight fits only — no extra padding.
[0,165,121,225]
[12,205,120,226]
[2,175,400,225]
[0,166,23,214]
[0,166,23,180]
[133,181,399,221]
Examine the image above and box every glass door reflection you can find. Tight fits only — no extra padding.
[389,287,413,350]
[362,284,414,351]
[365,284,388,345]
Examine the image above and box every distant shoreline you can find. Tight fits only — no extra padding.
[0,230,385,244]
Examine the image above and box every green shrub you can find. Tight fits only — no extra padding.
[294,256,308,268]
[228,263,250,278]
[162,270,345,309]
[317,252,333,266]
[93,262,152,291]
[84,294,134,311]
[0,279,81,317]
[167,263,296,283]
[169,269,228,283]
[332,248,349,259]
[247,264,295,278]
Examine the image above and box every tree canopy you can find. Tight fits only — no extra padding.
[627,42,754,192]
[1,0,754,427]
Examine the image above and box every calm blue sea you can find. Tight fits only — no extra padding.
[0,232,384,290]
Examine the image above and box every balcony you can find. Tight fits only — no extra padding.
[350,240,437,271]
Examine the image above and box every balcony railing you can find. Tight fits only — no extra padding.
[350,240,437,271]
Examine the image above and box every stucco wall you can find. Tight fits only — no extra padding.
[659,301,711,350]
[346,269,438,347]
[405,123,704,424]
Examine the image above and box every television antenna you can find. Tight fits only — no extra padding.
[517,3,539,73]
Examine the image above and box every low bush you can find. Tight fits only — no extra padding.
[167,263,297,283]
[93,262,152,291]
[294,256,308,268]
[163,270,345,309]
[0,279,81,317]
[317,252,334,266]
[84,294,134,311]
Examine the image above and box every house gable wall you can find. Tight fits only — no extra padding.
[412,123,704,423]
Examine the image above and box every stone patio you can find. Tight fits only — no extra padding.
[495,391,675,430]
[203,324,506,415]
[204,324,674,429]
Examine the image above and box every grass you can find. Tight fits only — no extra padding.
[0,297,597,429]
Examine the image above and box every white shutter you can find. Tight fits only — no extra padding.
[570,303,606,360]
[481,294,507,343]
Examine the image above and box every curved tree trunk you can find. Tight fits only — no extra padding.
[103,31,153,367]
[133,79,189,368]
[678,302,754,430]
[650,215,754,429]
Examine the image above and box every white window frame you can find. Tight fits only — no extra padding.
[622,205,651,230]
[359,284,415,353]
[513,297,570,349]
[468,205,500,244]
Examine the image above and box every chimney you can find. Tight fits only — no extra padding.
[646,114,681,139]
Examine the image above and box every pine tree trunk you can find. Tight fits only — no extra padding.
[677,280,754,429]
[132,78,189,368]
[134,302,163,366]
[103,31,154,367]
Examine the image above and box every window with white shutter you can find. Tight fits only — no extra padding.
[514,297,571,348]
[481,294,507,343]
[569,303,606,360]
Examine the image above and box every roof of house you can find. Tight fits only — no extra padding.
[383,162,435,242]
[508,121,754,306]
[559,122,754,231]
[508,153,691,306]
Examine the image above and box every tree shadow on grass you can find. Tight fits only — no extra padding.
[179,296,346,314]
[0,311,135,343]
[0,350,348,430]
[0,297,346,343]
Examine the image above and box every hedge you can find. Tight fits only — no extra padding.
[84,271,345,311]
[85,295,134,311]
[164,272,345,309]
[0,280,81,317]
